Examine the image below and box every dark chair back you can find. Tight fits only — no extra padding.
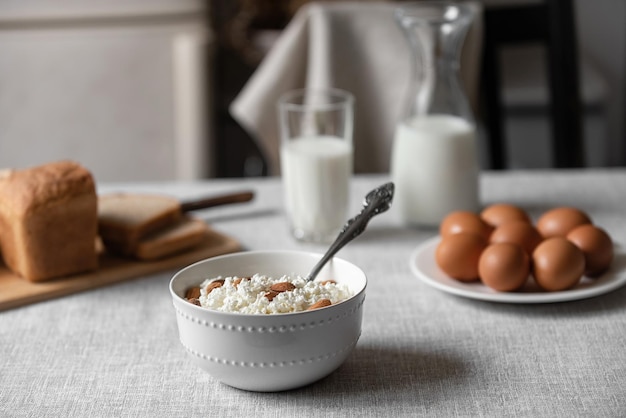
[481,0,584,169]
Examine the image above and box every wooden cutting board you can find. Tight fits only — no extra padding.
[0,227,241,311]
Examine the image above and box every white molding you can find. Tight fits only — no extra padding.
[172,29,214,179]
[0,0,205,24]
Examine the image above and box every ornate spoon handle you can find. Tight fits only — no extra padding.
[306,182,394,281]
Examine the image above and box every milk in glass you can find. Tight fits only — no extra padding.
[280,136,352,242]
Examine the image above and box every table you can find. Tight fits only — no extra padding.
[2,169,626,417]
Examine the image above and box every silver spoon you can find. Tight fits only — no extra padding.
[305,182,395,281]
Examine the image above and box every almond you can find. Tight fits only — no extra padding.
[187,298,201,306]
[264,290,280,301]
[307,299,332,310]
[233,276,251,288]
[205,279,225,294]
[270,282,295,292]
[185,286,201,299]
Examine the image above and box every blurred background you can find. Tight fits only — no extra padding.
[0,0,623,181]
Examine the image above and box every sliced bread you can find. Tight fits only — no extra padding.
[98,193,182,255]
[134,216,208,260]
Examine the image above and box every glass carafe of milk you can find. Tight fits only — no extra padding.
[391,2,479,227]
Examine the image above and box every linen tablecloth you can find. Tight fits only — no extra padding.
[2,170,626,417]
[230,1,483,175]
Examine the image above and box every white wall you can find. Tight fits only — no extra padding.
[0,0,213,181]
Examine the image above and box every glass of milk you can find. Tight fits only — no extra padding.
[278,88,354,243]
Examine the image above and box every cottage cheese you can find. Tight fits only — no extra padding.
[197,274,353,314]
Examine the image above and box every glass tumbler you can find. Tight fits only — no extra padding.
[278,88,355,243]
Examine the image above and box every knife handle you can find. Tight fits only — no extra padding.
[180,191,254,213]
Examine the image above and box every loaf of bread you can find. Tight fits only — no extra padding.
[0,161,98,281]
[98,193,182,256]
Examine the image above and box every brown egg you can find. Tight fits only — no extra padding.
[480,203,531,227]
[536,207,592,238]
[439,210,493,241]
[435,232,487,282]
[566,224,614,277]
[489,220,543,256]
[532,237,585,291]
[478,243,530,292]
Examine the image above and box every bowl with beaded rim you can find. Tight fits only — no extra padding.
[169,250,367,392]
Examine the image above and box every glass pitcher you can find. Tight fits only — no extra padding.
[391,2,479,227]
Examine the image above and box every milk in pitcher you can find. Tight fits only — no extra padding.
[391,114,479,226]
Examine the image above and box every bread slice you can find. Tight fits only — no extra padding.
[98,193,182,255]
[134,216,208,260]
[0,161,98,281]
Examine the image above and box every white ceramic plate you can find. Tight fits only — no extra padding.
[410,236,626,304]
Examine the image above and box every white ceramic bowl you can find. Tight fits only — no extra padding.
[169,250,367,392]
